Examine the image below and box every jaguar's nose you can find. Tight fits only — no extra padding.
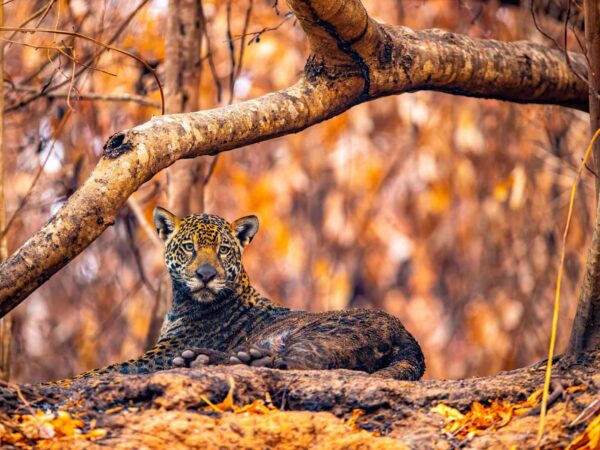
[195,264,217,283]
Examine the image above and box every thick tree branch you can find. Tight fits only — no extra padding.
[0,0,591,315]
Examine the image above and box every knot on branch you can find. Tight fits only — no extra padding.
[290,0,386,98]
[103,132,133,159]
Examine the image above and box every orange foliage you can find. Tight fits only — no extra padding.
[0,410,106,448]
[566,414,600,450]
[431,390,542,439]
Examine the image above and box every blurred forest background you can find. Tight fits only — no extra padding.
[2,0,592,383]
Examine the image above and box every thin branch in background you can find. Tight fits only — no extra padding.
[530,0,592,94]
[0,39,118,78]
[234,0,253,81]
[3,0,151,113]
[124,210,157,296]
[234,12,293,45]
[204,154,219,185]
[1,26,165,114]
[205,0,254,188]
[34,0,56,30]
[8,82,164,103]
[570,22,589,63]
[0,108,72,241]
[561,0,590,90]
[530,0,563,48]
[226,0,236,104]
[54,91,160,108]
[19,10,91,86]
[65,48,76,110]
[4,0,56,48]
[199,0,222,103]
[127,196,162,247]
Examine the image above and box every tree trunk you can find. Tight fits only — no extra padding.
[568,0,600,354]
[0,1,11,382]
[144,0,206,349]
[164,0,206,217]
[0,0,591,318]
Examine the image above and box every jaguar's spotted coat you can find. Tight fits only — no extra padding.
[61,208,425,382]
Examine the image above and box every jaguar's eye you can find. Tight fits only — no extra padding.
[182,242,195,252]
[218,245,230,255]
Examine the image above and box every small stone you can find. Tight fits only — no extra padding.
[196,354,210,364]
[236,351,251,363]
[250,356,272,367]
[230,356,242,364]
[190,354,209,368]
[249,348,262,358]
[182,350,195,359]
[172,357,185,367]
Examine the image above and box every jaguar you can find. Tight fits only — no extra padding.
[65,207,425,381]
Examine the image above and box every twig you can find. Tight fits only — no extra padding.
[0,26,165,114]
[20,10,91,86]
[226,0,236,104]
[233,13,293,45]
[530,0,592,95]
[569,398,600,427]
[3,0,56,47]
[561,0,591,92]
[0,38,117,77]
[54,91,159,107]
[65,47,76,110]
[127,197,162,247]
[6,83,160,107]
[203,155,219,185]
[34,0,56,30]
[525,381,564,417]
[124,210,157,295]
[584,162,599,179]
[235,0,253,81]
[3,0,152,113]
[199,0,222,103]
[0,109,72,240]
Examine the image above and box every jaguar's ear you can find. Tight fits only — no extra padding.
[231,215,259,249]
[153,206,180,242]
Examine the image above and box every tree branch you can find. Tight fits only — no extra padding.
[0,0,591,316]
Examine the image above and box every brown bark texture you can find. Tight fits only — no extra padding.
[568,0,600,354]
[0,350,598,449]
[0,0,591,317]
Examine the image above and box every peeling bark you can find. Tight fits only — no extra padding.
[0,0,591,315]
[1,350,598,449]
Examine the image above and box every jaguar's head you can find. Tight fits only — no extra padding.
[153,207,258,303]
